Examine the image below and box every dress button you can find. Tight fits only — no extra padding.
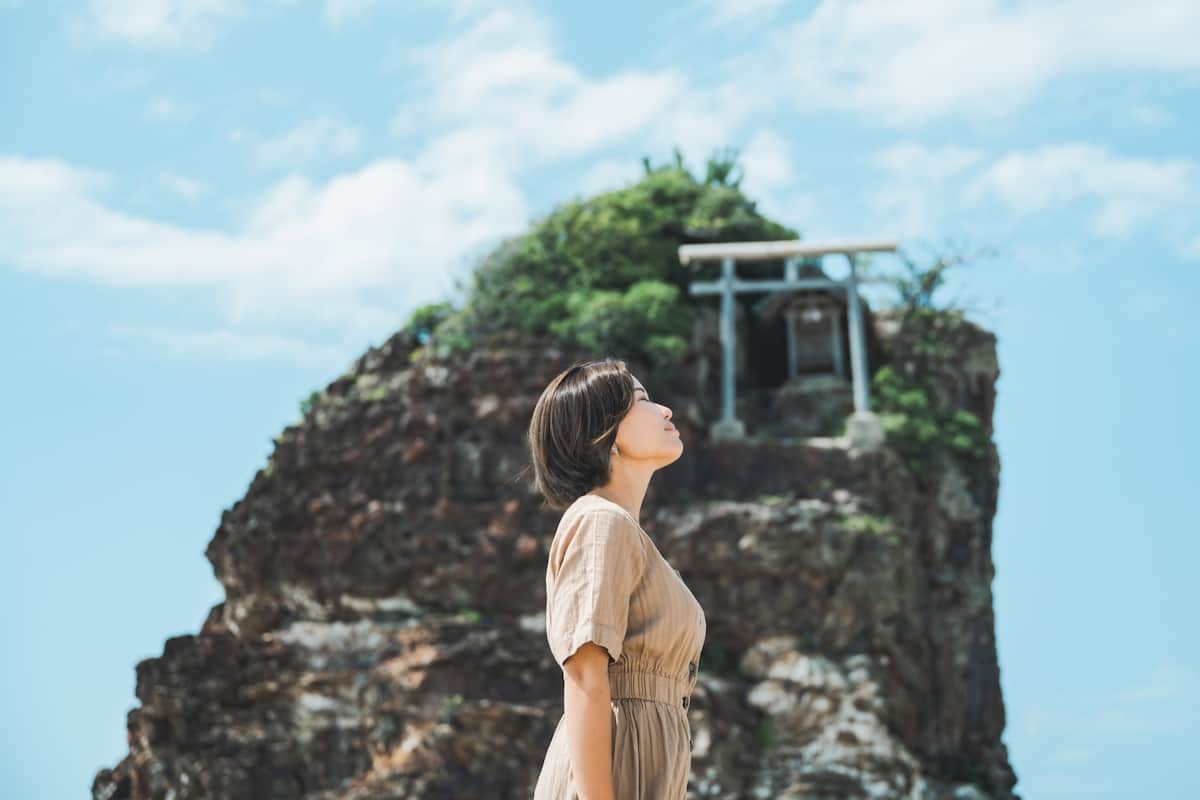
[681,695,689,709]
[688,660,697,679]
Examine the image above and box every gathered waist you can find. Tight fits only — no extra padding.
[608,668,692,709]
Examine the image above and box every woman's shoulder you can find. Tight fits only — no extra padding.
[561,493,642,529]
[550,495,647,563]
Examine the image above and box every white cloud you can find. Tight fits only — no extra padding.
[868,143,987,238]
[687,0,786,30]
[577,158,642,196]
[324,0,483,27]
[396,7,686,160]
[142,95,194,124]
[737,0,1200,124]
[739,129,795,194]
[100,65,154,92]
[247,115,365,168]
[74,0,247,49]
[644,79,764,170]
[322,0,378,25]
[872,143,986,184]
[107,321,345,367]
[383,5,776,187]
[734,128,821,231]
[157,171,208,199]
[248,86,297,108]
[965,143,1195,238]
[0,152,528,343]
[388,8,697,168]
[1005,241,1085,275]
[12,4,759,366]
[1128,102,1173,126]
[864,141,1199,260]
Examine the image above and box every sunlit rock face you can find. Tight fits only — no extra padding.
[94,310,1019,800]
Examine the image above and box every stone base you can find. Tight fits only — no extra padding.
[709,417,747,441]
[845,410,884,452]
[768,374,854,437]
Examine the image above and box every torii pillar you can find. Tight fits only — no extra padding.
[679,238,896,450]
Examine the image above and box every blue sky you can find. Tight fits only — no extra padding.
[2,1,1198,798]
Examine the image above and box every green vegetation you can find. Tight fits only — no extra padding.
[413,147,796,379]
[439,693,465,723]
[753,716,780,750]
[300,391,321,417]
[837,512,901,546]
[371,714,398,750]
[359,384,389,403]
[288,148,994,492]
[397,150,995,481]
[867,249,992,484]
[698,641,741,678]
[872,354,988,484]
[404,301,456,344]
[404,301,468,360]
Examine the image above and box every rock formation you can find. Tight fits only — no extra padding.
[94,306,1019,799]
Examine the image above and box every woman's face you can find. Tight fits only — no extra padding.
[613,374,683,464]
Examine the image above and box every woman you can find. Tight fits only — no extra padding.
[528,357,707,800]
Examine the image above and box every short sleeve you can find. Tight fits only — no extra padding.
[545,508,647,667]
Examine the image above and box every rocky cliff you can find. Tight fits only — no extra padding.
[93,306,1019,799]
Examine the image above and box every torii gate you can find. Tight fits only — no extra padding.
[678,238,897,447]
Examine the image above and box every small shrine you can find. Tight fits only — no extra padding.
[678,239,896,449]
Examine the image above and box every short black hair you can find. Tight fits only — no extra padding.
[527,357,636,511]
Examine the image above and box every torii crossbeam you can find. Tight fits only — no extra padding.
[678,238,898,443]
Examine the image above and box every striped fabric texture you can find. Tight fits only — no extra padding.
[534,493,707,799]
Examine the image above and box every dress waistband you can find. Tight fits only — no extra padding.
[608,669,693,709]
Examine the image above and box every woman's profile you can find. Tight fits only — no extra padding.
[528,357,706,800]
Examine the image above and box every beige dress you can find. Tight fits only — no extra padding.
[533,493,707,800]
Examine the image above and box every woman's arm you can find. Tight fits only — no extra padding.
[562,642,615,800]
